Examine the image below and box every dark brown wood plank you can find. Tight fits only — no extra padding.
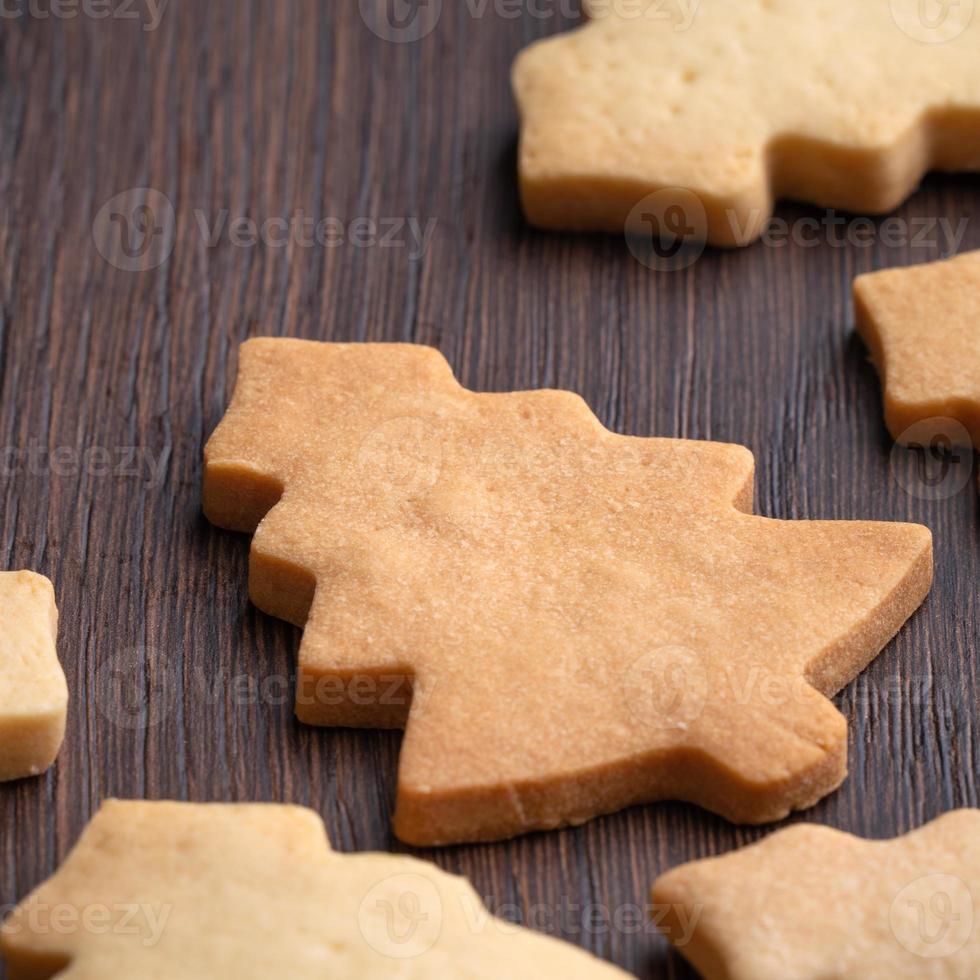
[0,3,977,977]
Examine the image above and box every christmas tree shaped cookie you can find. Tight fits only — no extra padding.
[651,810,980,979]
[204,339,932,845]
[0,800,628,978]
[855,249,980,450]
[0,571,67,781]
[513,0,980,245]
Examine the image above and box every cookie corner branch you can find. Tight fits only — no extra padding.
[854,248,980,467]
[0,570,67,783]
[650,809,980,979]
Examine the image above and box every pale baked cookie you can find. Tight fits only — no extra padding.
[854,250,980,449]
[512,0,980,245]
[651,810,980,979]
[0,799,629,978]
[0,571,67,781]
[204,339,932,846]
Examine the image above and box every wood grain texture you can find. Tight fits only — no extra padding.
[0,3,977,976]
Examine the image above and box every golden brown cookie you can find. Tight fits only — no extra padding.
[652,810,980,979]
[204,339,932,845]
[0,571,67,781]
[0,800,629,979]
[854,249,980,449]
[513,0,980,245]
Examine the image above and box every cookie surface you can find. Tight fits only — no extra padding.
[0,571,67,781]
[0,799,628,978]
[854,249,980,449]
[651,809,980,980]
[204,339,932,845]
[513,0,980,245]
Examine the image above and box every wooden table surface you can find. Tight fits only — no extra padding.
[2,3,978,977]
